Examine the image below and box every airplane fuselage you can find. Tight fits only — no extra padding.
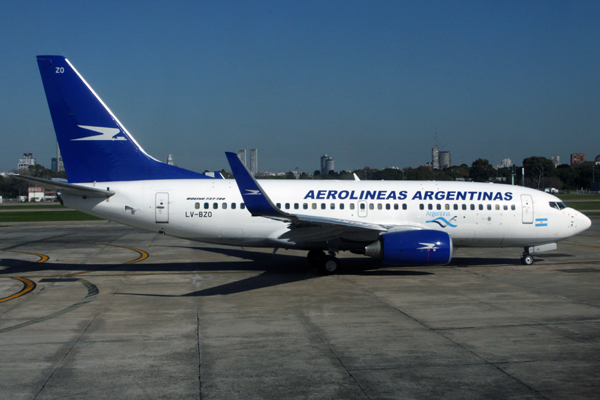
[63,179,587,251]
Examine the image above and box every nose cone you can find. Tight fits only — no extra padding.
[579,211,592,233]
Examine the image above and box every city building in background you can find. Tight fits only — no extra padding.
[439,151,451,169]
[550,155,560,167]
[18,153,36,172]
[571,153,585,166]
[321,154,334,175]
[498,158,513,169]
[431,147,439,170]
[51,157,57,172]
[167,154,174,166]
[250,149,258,176]
[238,149,247,167]
[57,144,64,172]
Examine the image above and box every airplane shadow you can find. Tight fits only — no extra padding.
[0,246,433,297]
[3,244,574,297]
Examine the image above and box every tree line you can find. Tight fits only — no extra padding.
[1,156,597,199]
[304,156,597,190]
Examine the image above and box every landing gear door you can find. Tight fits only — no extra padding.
[155,192,169,223]
[521,194,533,224]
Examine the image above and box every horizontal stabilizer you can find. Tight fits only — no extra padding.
[15,175,114,198]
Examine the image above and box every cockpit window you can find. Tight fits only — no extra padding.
[549,202,567,210]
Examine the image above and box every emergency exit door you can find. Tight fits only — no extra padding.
[155,192,169,223]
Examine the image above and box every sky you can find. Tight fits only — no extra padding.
[1,1,599,174]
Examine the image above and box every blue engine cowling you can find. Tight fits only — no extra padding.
[364,230,453,266]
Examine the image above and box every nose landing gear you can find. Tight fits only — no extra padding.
[521,252,534,265]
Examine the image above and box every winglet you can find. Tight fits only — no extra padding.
[225,152,288,218]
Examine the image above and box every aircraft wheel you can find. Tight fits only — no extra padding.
[521,254,534,265]
[307,250,326,266]
[320,255,341,274]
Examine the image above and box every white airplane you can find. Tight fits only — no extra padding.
[23,55,591,273]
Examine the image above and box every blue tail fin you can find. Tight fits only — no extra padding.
[37,56,209,183]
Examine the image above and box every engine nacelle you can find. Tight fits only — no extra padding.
[365,230,453,267]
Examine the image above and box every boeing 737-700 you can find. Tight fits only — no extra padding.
[20,56,591,273]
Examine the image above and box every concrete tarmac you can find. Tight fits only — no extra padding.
[1,218,599,399]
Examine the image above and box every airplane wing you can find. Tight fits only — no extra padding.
[225,152,408,234]
[14,175,115,198]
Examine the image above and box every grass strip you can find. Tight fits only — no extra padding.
[0,204,67,210]
[558,194,600,201]
[0,211,101,222]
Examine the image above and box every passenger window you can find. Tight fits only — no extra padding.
[394,204,399,210]
[428,204,433,210]
[294,203,299,210]
[350,203,355,210]
[495,204,499,210]
[222,202,227,209]
[360,203,366,210]
[462,204,467,210]
[195,202,200,209]
[232,203,236,209]
[503,205,507,210]
[204,202,209,210]
[386,204,391,210]
[470,204,475,210]
[369,204,374,210]
[453,204,458,210]
[330,203,335,210]
[340,203,345,210]
[479,204,484,210]
[213,203,218,209]
[241,203,246,209]
[377,204,382,210]
[436,204,441,210]
[321,203,326,210]
[285,203,290,210]
[402,204,407,210]
[446,204,450,210]
[420,204,424,210]
[511,204,516,211]
[276,203,281,209]
[312,203,317,210]
[303,203,308,210]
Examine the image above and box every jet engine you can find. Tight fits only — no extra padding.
[364,230,453,267]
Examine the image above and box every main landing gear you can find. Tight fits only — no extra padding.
[307,250,341,274]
